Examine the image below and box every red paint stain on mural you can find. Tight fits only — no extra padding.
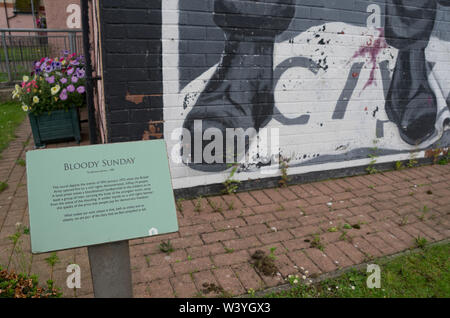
[352,28,388,90]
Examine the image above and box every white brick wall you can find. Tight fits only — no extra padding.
[162,1,450,190]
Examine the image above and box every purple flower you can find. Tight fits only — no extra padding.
[60,89,68,101]
[46,75,55,84]
[52,61,62,70]
[71,75,79,83]
[62,50,69,56]
[60,77,68,84]
[67,67,74,75]
[76,68,85,78]
[67,84,75,93]
[76,86,85,94]
[45,65,53,73]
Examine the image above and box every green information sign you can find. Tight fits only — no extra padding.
[26,140,179,253]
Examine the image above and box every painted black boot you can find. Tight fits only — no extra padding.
[385,49,437,145]
[182,0,295,170]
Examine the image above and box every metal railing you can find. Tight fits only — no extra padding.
[0,28,83,83]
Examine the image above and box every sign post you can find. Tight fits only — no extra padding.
[88,241,133,298]
[26,140,178,298]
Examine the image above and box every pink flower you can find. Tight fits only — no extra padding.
[76,86,85,94]
[59,89,68,101]
[67,84,75,93]
[46,76,55,84]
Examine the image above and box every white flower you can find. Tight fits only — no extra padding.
[327,287,331,291]
[302,275,306,280]
[33,96,39,104]
[351,286,355,290]
[293,279,298,284]
[22,75,29,82]
[21,105,29,112]
[305,270,309,274]
[51,85,61,95]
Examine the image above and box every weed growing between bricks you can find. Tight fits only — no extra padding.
[251,250,278,277]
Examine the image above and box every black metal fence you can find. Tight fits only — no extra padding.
[0,28,83,83]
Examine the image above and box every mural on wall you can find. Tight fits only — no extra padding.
[162,0,450,189]
[385,0,450,145]
[182,0,296,169]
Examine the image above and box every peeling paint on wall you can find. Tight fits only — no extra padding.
[125,93,153,105]
[142,120,163,140]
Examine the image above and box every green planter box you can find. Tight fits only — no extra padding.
[28,108,81,148]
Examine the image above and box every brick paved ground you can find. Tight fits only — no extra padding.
[0,118,449,298]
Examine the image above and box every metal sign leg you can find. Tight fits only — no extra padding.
[87,240,133,298]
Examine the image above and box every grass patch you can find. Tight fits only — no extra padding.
[0,101,27,153]
[0,65,30,83]
[0,182,7,193]
[0,73,9,82]
[16,158,26,166]
[265,243,450,298]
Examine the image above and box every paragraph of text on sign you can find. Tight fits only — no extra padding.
[50,176,152,223]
